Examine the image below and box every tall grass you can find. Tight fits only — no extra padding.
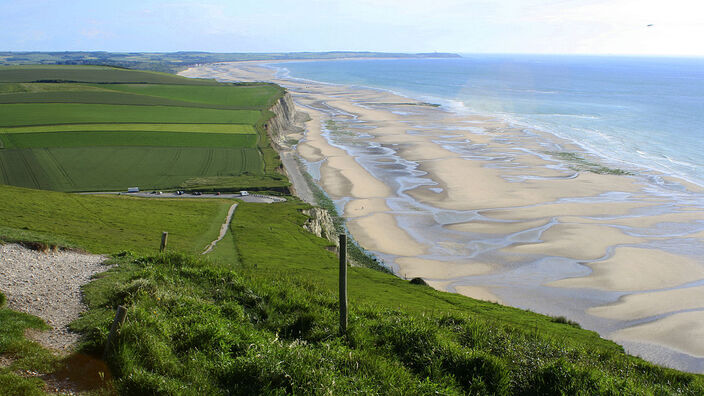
[74,253,704,395]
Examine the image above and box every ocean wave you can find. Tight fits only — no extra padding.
[271,60,704,189]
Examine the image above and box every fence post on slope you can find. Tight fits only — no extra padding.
[104,305,128,358]
[160,231,168,252]
[339,234,348,336]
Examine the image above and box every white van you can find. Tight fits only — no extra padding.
[240,191,249,196]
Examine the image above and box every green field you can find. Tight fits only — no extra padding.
[96,83,283,108]
[0,146,262,191]
[0,65,218,85]
[0,131,257,149]
[0,184,231,255]
[0,84,283,110]
[0,65,287,192]
[0,104,262,127]
[0,123,256,134]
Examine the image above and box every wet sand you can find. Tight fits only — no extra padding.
[181,62,704,372]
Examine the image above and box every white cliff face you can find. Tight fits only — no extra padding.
[265,93,297,147]
[265,93,336,242]
[302,208,338,247]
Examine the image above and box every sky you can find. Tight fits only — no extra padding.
[1,0,703,56]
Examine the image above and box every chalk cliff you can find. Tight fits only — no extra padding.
[264,92,297,147]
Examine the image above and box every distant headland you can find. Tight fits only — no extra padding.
[0,51,462,73]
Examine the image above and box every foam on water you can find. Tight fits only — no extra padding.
[277,55,704,187]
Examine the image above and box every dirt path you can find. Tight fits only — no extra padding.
[0,244,109,352]
[202,203,238,254]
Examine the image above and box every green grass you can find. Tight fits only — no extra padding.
[0,82,115,94]
[68,202,704,394]
[0,103,262,127]
[0,123,255,134]
[0,90,257,110]
[0,184,233,255]
[0,146,264,191]
[0,302,56,396]
[0,65,218,85]
[0,83,284,111]
[0,131,257,149]
[95,83,284,109]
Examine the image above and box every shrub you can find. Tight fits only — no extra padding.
[551,315,582,329]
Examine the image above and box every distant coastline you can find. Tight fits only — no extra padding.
[0,51,462,74]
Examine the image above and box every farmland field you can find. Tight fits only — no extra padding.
[0,123,256,134]
[0,146,263,191]
[94,83,283,108]
[0,131,258,149]
[0,65,219,85]
[0,65,288,192]
[0,104,262,127]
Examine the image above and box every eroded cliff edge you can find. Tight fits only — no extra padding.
[265,92,299,148]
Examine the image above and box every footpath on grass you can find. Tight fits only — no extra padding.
[202,203,238,255]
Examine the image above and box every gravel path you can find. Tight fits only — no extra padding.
[202,203,238,254]
[0,244,109,352]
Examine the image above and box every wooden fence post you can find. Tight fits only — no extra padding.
[160,231,168,252]
[339,234,348,335]
[104,305,128,358]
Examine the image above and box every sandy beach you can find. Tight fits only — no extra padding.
[181,62,704,372]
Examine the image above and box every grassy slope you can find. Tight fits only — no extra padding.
[69,201,704,395]
[0,292,56,396]
[0,184,232,255]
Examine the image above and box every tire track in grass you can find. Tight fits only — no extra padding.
[198,148,215,176]
[44,148,76,189]
[19,150,41,189]
[155,147,182,187]
[0,153,10,184]
[202,202,237,254]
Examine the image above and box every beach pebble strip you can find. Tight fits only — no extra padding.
[0,243,109,352]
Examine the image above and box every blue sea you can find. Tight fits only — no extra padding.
[275,55,704,187]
